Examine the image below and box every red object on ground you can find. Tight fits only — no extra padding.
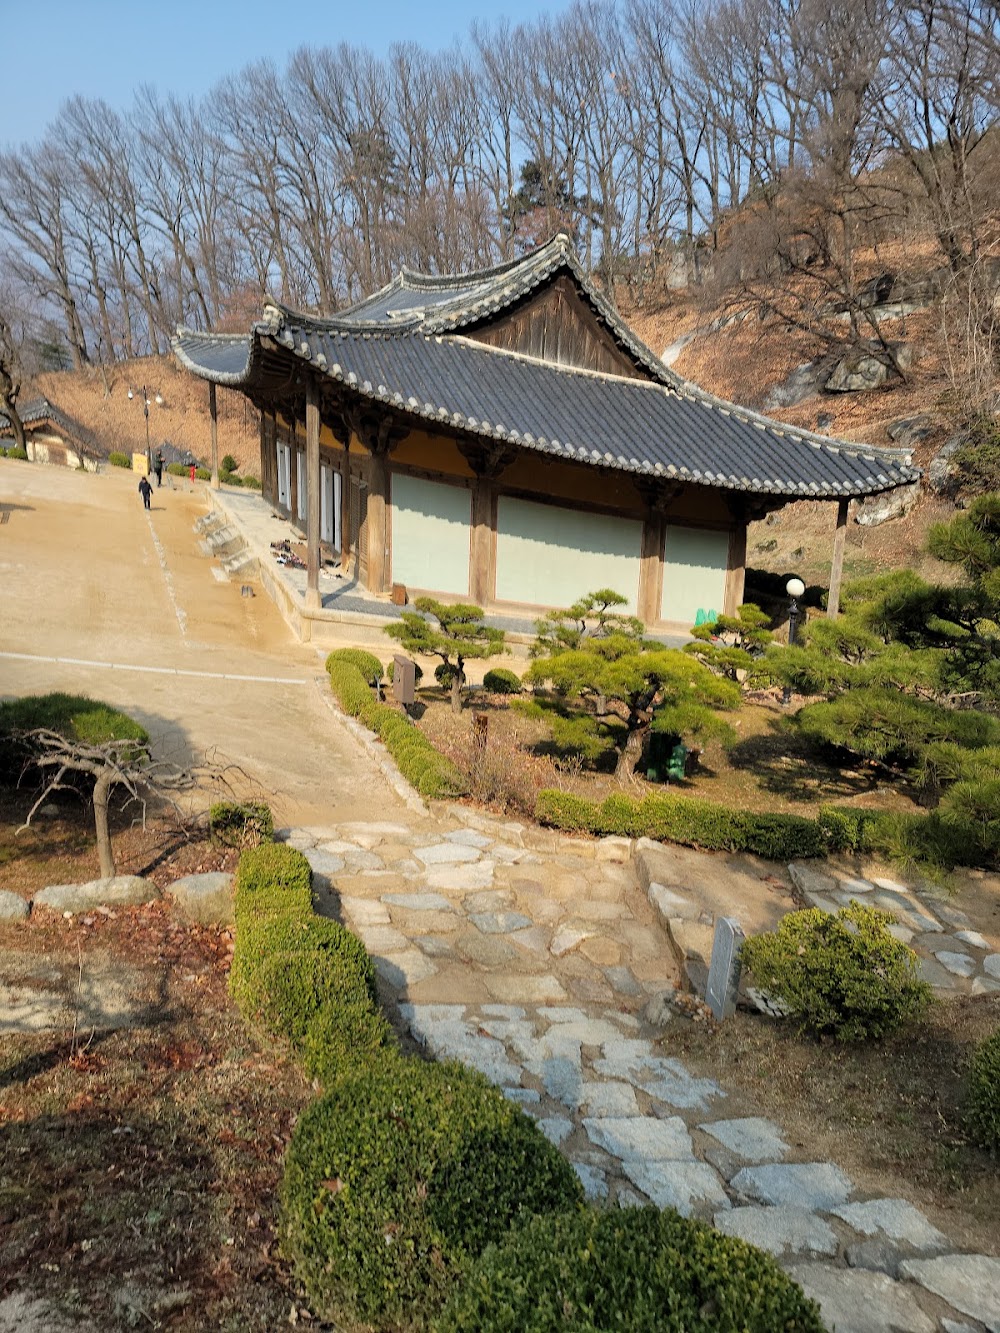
[190,465,196,482]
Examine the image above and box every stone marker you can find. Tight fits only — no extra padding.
[34,875,158,913]
[0,889,30,922]
[165,872,234,925]
[706,916,744,1020]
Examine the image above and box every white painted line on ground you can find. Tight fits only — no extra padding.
[0,650,309,686]
[144,507,188,638]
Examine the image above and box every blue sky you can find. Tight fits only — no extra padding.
[2,0,574,148]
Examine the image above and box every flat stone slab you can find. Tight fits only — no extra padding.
[953,929,989,950]
[358,924,412,954]
[787,1263,935,1333]
[582,1081,640,1118]
[623,1160,730,1217]
[732,1162,852,1210]
[444,829,493,849]
[425,862,495,891]
[372,951,439,989]
[984,954,1000,979]
[714,1206,837,1257]
[165,872,234,925]
[574,1163,608,1201]
[648,883,701,921]
[788,862,839,898]
[584,1115,694,1161]
[542,1057,584,1108]
[538,1116,573,1147]
[383,892,456,912]
[832,1199,946,1251]
[301,847,348,875]
[34,876,158,913]
[900,1254,1000,1330]
[0,890,30,921]
[933,950,976,977]
[415,842,481,865]
[470,910,532,934]
[549,925,593,956]
[486,974,566,1003]
[698,1117,790,1163]
[340,896,391,925]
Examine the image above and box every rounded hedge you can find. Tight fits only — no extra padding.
[435,662,458,687]
[209,799,273,849]
[232,843,313,926]
[326,647,384,684]
[483,667,522,695]
[740,903,932,1042]
[282,1056,583,1327]
[965,1028,1000,1151]
[108,451,132,468]
[231,911,378,1019]
[299,1000,394,1087]
[436,1205,824,1332]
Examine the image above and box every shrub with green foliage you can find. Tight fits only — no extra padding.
[482,667,522,694]
[325,647,383,685]
[209,800,273,849]
[282,1056,583,1328]
[327,657,466,797]
[195,466,210,480]
[242,474,261,490]
[386,598,505,714]
[221,453,238,473]
[0,692,148,782]
[437,1205,824,1333]
[740,903,932,1042]
[5,445,29,460]
[166,462,187,476]
[220,470,242,486]
[535,788,827,859]
[965,1028,1000,1151]
[108,451,132,468]
[232,842,313,926]
[435,661,459,686]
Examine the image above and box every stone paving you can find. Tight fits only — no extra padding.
[279,811,1000,1333]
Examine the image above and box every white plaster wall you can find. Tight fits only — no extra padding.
[495,496,642,612]
[391,473,471,596]
[661,525,730,625]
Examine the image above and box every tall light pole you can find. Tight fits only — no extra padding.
[782,576,806,707]
[127,386,163,472]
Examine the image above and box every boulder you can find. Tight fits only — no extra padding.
[166,872,235,925]
[887,414,936,449]
[764,361,828,409]
[927,431,969,495]
[33,875,158,913]
[854,481,921,527]
[0,889,30,922]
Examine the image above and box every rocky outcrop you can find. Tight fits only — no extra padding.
[854,481,921,527]
[927,432,969,495]
[886,415,937,450]
[825,342,913,393]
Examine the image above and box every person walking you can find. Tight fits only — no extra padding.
[138,475,153,510]
[153,450,164,487]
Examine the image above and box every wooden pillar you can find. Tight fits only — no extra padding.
[305,379,321,610]
[288,418,299,524]
[827,497,850,617]
[637,513,664,626]
[367,450,390,595]
[209,383,220,490]
[470,476,495,605]
[725,524,748,615]
[340,443,351,576]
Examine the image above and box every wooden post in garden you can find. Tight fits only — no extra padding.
[827,498,850,617]
[305,377,321,611]
[209,382,220,491]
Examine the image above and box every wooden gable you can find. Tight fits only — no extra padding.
[465,274,652,381]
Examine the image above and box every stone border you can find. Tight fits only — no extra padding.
[313,676,429,817]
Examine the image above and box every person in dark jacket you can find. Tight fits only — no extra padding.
[153,450,164,486]
[138,475,153,510]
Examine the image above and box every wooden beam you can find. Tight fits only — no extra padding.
[637,513,664,626]
[827,497,850,617]
[470,476,495,605]
[209,383,219,491]
[367,451,390,594]
[305,378,321,610]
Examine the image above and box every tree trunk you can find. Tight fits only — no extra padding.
[614,725,647,782]
[450,663,465,715]
[92,770,116,878]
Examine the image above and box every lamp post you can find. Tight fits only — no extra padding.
[782,576,805,707]
[127,386,162,472]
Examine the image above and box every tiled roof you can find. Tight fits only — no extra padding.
[0,397,99,453]
[172,237,920,500]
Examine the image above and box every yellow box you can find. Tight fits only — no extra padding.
[132,452,149,476]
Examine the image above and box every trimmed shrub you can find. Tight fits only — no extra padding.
[108,451,132,468]
[282,1056,583,1328]
[166,462,187,476]
[535,788,827,860]
[5,446,29,461]
[482,667,522,695]
[740,903,932,1042]
[435,661,459,687]
[221,470,243,487]
[242,474,262,490]
[300,1000,394,1087]
[437,1205,824,1332]
[209,800,273,849]
[327,657,466,798]
[195,466,211,481]
[0,446,6,457]
[232,842,313,927]
[326,647,384,685]
[387,656,424,685]
[965,1028,1000,1151]
[221,453,238,473]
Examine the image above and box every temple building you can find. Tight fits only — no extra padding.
[172,235,918,630]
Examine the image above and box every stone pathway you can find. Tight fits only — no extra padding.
[281,812,1000,1333]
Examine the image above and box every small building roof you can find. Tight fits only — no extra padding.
[0,396,100,455]
[172,236,920,500]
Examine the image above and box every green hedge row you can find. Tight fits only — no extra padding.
[229,843,391,1084]
[1,445,30,461]
[326,651,466,799]
[535,789,828,860]
[534,790,986,867]
[109,451,132,468]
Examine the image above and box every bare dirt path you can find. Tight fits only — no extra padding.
[0,461,403,827]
